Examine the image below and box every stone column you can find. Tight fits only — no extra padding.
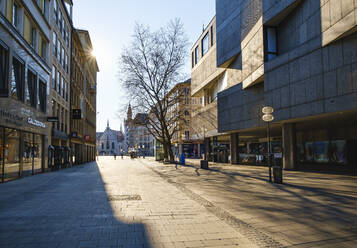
[230,133,239,164]
[282,123,296,170]
[204,138,210,160]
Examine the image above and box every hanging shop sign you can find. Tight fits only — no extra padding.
[71,132,78,138]
[47,116,59,122]
[84,135,91,142]
[27,117,46,128]
[72,109,82,119]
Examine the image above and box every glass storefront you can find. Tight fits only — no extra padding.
[23,132,33,176]
[4,128,20,181]
[0,127,44,183]
[0,127,4,180]
[33,134,43,173]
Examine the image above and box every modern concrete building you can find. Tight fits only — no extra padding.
[48,0,73,167]
[70,29,98,164]
[216,0,357,171]
[0,0,51,182]
[190,16,242,163]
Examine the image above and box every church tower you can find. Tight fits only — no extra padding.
[127,103,132,120]
[106,119,110,130]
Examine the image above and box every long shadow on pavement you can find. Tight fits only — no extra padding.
[0,162,152,248]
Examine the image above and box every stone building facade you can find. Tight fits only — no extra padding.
[216,0,357,171]
[124,105,154,156]
[70,29,98,164]
[96,121,124,156]
[48,0,72,165]
[0,0,51,182]
[169,80,203,158]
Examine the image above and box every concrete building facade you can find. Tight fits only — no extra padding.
[190,16,242,163]
[216,0,357,171]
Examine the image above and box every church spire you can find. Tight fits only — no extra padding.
[127,103,132,120]
[107,119,110,129]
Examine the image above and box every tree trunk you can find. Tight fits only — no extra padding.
[167,140,175,163]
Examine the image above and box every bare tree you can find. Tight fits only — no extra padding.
[119,19,188,162]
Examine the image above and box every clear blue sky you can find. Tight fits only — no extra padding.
[73,0,215,132]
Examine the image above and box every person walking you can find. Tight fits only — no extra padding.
[114,153,117,160]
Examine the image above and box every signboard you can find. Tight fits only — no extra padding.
[47,116,59,122]
[71,132,78,138]
[27,118,46,128]
[72,109,81,119]
[84,135,91,142]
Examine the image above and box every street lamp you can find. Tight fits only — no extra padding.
[262,106,274,183]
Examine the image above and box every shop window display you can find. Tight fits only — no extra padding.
[4,128,20,181]
[33,134,43,173]
[0,127,3,181]
[22,132,33,175]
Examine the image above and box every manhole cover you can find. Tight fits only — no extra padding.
[108,195,142,201]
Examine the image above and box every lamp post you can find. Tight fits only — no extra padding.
[262,106,274,183]
[201,126,207,160]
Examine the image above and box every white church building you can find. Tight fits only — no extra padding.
[96,121,125,156]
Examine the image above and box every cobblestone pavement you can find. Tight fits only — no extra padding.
[141,158,357,248]
[0,157,257,248]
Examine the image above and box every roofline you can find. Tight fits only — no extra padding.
[191,15,216,51]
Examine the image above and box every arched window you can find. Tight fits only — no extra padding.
[101,143,104,149]
[112,142,115,149]
[184,110,190,116]
[106,140,109,149]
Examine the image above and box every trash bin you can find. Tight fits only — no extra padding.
[180,153,185,165]
[200,160,209,169]
[273,166,283,184]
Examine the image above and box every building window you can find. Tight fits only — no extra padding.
[65,54,68,72]
[56,71,60,92]
[26,69,37,108]
[57,40,61,61]
[184,97,189,105]
[184,87,189,95]
[61,47,64,68]
[40,39,47,60]
[264,26,277,61]
[52,66,56,90]
[53,33,57,56]
[191,52,194,68]
[59,76,63,95]
[184,110,189,116]
[53,0,57,22]
[12,2,19,28]
[185,131,190,140]
[210,26,214,46]
[106,140,109,149]
[0,42,9,97]
[38,79,46,112]
[11,56,24,101]
[101,143,104,149]
[112,142,115,149]
[31,28,37,49]
[201,32,209,56]
[194,46,199,65]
